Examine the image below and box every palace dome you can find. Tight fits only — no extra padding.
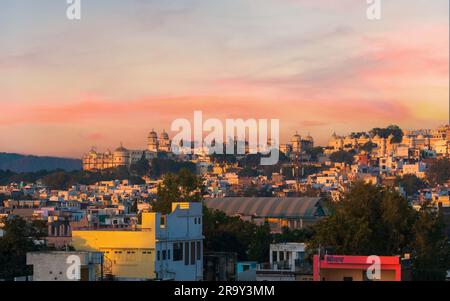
[161,131,169,140]
[115,144,128,152]
[291,132,301,143]
[148,130,158,139]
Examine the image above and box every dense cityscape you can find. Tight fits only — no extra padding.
[1,124,449,281]
[1,0,448,293]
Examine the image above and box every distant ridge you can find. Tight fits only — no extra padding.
[0,152,82,173]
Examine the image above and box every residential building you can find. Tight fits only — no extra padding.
[72,202,203,281]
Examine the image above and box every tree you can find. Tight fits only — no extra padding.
[329,150,355,165]
[248,222,271,262]
[361,141,376,154]
[42,171,75,190]
[305,147,324,161]
[426,158,450,186]
[309,182,450,280]
[203,207,271,262]
[310,182,416,255]
[152,168,203,214]
[397,174,426,197]
[412,203,450,280]
[150,158,196,178]
[370,125,404,143]
[274,227,315,243]
[130,155,150,177]
[0,216,48,280]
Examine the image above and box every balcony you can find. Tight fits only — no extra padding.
[257,260,312,274]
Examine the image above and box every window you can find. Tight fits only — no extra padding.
[190,242,195,265]
[173,243,183,261]
[184,242,189,265]
[272,251,278,262]
[279,252,284,261]
[160,216,166,226]
[196,241,201,260]
[162,250,167,261]
[157,251,160,261]
[168,250,171,260]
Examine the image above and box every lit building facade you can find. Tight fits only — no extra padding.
[82,130,172,171]
[72,202,204,281]
[327,125,449,158]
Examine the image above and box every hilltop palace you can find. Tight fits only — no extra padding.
[82,125,449,171]
[326,125,449,157]
[82,130,314,171]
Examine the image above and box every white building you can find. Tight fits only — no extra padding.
[256,243,310,281]
[26,251,103,281]
[155,202,204,281]
[72,202,204,281]
[269,243,306,271]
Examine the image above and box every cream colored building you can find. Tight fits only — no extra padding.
[82,130,172,171]
[327,125,449,158]
[82,145,156,171]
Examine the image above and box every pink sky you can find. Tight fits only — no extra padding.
[0,0,448,158]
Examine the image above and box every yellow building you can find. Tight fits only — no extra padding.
[72,202,204,281]
[72,213,156,280]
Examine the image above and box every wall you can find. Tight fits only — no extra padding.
[72,230,156,279]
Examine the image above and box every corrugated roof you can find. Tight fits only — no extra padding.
[204,197,324,218]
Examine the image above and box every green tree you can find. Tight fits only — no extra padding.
[426,158,450,186]
[397,174,427,197]
[329,150,355,165]
[305,147,324,161]
[203,207,271,262]
[248,222,271,262]
[153,168,203,214]
[310,182,416,255]
[130,155,150,177]
[42,171,75,190]
[309,182,450,280]
[150,158,196,178]
[274,227,315,243]
[370,125,404,143]
[361,141,377,154]
[411,203,450,281]
[0,216,48,280]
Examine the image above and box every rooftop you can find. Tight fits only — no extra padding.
[204,197,325,218]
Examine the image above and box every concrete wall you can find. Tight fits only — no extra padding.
[27,252,99,281]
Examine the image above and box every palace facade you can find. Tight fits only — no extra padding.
[82,130,172,171]
[327,125,450,157]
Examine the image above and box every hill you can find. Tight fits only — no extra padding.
[0,153,82,173]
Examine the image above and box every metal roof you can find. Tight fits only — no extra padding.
[204,197,324,218]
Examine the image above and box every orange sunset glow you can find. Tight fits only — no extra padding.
[0,0,448,157]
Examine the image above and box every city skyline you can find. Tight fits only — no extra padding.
[0,0,448,157]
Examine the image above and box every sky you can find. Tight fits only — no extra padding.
[0,0,448,158]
